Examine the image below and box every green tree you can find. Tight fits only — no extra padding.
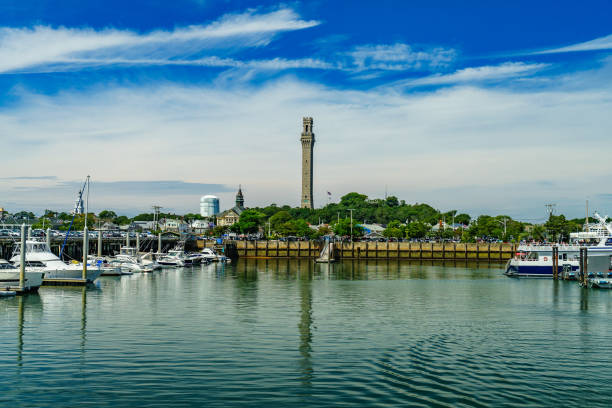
[98,210,117,220]
[545,214,570,242]
[234,209,266,234]
[405,222,429,239]
[383,220,405,238]
[385,196,399,207]
[331,218,364,238]
[115,215,131,225]
[269,210,292,230]
[455,213,471,225]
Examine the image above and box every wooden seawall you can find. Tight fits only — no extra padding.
[222,240,517,262]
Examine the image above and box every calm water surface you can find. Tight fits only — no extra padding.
[1,260,611,407]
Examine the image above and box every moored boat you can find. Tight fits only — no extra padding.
[10,241,102,283]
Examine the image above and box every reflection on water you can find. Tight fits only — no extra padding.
[1,260,611,407]
[298,270,313,390]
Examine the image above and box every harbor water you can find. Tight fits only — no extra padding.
[1,260,611,407]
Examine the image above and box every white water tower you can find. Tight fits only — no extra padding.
[200,195,220,217]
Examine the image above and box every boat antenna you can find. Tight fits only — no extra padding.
[59,177,88,258]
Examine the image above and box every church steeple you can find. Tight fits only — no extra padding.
[235,185,244,209]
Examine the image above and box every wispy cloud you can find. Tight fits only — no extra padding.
[0,176,57,180]
[532,33,612,54]
[396,62,548,87]
[2,57,612,216]
[347,43,456,72]
[0,7,320,73]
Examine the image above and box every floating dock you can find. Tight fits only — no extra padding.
[43,278,88,286]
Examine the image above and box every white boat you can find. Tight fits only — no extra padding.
[201,247,230,263]
[157,249,187,267]
[10,241,102,283]
[315,241,336,263]
[140,252,162,270]
[88,256,128,276]
[111,247,154,273]
[505,213,612,278]
[587,278,612,289]
[0,259,45,292]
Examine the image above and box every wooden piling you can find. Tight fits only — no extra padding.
[552,246,559,280]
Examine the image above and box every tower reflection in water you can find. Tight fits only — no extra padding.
[298,260,314,389]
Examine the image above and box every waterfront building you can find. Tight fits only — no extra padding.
[200,195,220,217]
[191,220,212,234]
[161,218,189,234]
[217,186,245,227]
[300,117,315,209]
[132,221,155,231]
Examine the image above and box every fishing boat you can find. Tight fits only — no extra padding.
[10,240,103,283]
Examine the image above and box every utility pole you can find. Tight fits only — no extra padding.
[152,205,162,231]
[348,209,355,242]
[545,203,556,217]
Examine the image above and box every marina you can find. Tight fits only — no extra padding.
[1,259,612,407]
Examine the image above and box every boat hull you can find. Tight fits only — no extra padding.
[0,271,45,292]
[40,267,103,282]
[505,260,579,278]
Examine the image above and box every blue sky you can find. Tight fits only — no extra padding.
[1,1,611,220]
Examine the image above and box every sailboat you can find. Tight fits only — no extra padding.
[315,240,336,263]
[11,176,102,283]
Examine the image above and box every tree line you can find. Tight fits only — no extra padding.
[2,193,596,242]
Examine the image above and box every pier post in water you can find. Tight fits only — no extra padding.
[98,229,102,257]
[19,224,26,291]
[580,247,588,286]
[552,246,559,280]
[46,227,51,249]
[126,230,130,248]
[158,233,162,253]
[136,233,140,253]
[82,226,88,280]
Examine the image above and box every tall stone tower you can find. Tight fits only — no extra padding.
[300,117,315,209]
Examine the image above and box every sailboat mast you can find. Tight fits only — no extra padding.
[85,175,90,229]
[586,199,589,232]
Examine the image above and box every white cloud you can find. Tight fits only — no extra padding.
[1,60,612,217]
[348,43,456,71]
[0,7,319,73]
[397,62,548,87]
[533,33,612,54]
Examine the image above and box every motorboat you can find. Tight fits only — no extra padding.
[140,252,162,270]
[201,247,230,263]
[157,249,187,267]
[111,247,154,273]
[88,256,129,276]
[505,213,612,278]
[587,278,612,289]
[10,241,102,283]
[0,259,45,292]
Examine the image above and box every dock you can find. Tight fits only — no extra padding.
[201,240,518,262]
[42,278,88,286]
